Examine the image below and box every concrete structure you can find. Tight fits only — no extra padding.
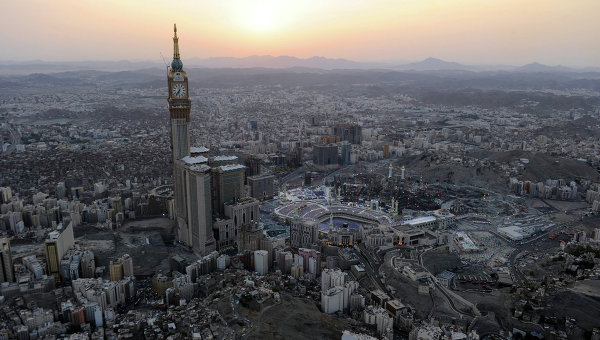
[174,160,216,256]
[298,247,321,275]
[0,238,14,282]
[248,174,276,200]
[211,164,245,216]
[254,250,269,275]
[121,254,134,277]
[44,221,74,282]
[223,197,261,251]
[168,27,217,257]
[109,254,134,281]
[333,122,362,145]
[290,217,318,249]
[497,226,525,241]
[313,144,339,171]
[340,141,351,165]
[321,268,347,291]
[109,260,123,282]
[321,286,344,313]
[364,305,394,337]
[403,216,437,229]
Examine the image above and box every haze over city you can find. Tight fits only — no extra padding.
[1,0,600,67]
[2,1,600,339]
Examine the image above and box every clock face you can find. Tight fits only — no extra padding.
[172,83,186,98]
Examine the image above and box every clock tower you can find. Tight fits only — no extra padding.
[168,24,190,163]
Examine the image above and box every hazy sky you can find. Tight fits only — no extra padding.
[1,0,599,67]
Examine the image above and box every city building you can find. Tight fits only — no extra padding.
[0,238,14,282]
[109,254,133,281]
[290,217,318,249]
[109,260,123,282]
[167,26,218,256]
[313,144,339,171]
[44,221,74,282]
[254,250,269,275]
[333,123,362,145]
[340,141,351,166]
[247,174,276,200]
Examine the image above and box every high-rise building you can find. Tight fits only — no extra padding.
[313,144,339,171]
[0,238,15,282]
[340,141,351,166]
[122,253,134,277]
[254,250,269,275]
[45,221,74,282]
[109,253,134,281]
[298,247,321,275]
[247,174,276,201]
[0,187,12,203]
[56,182,66,199]
[223,197,261,251]
[168,26,217,256]
[168,24,191,164]
[244,155,262,178]
[211,164,246,216]
[109,260,123,282]
[290,217,318,249]
[177,159,215,255]
[333,123,362,145]
[166,26,261,256]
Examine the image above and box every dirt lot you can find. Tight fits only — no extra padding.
[422,248,461,275]
[243,293,355,340]
[75,218,181,277]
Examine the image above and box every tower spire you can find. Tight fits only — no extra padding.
[173,24,180,60]
[171,24,183,71]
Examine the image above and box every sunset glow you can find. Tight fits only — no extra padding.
[0,0,599,66]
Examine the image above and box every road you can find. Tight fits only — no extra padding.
[361,242,478,321]
[418,246,478,318]
[279,165,306,190]
[498,217,585,285]
[1,124,21,155]
[355,243,388,294]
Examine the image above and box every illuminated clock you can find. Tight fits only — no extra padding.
[172,83,186,98]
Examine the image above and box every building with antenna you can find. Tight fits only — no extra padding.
[168,25,216,255]
[167,25,261,256]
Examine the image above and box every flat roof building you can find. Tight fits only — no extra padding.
[45,221,74,282]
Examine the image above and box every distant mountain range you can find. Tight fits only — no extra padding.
[1,56,599,74]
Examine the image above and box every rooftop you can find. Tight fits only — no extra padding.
[219,164,246,172]
[190,146,209,153]
[404,216,436,226]
[213,155,238,162]
[181,155,208,165]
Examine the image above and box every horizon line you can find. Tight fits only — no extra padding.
[1,56,599,70]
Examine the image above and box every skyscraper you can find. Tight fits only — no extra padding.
[168,26,216,255]
[168,24,191,164]
[333,123,362,145]
[44,221,74,282]
[0,238,15,283]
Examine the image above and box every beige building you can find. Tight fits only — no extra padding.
[109,260,123,282]
[45,221,74,282]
